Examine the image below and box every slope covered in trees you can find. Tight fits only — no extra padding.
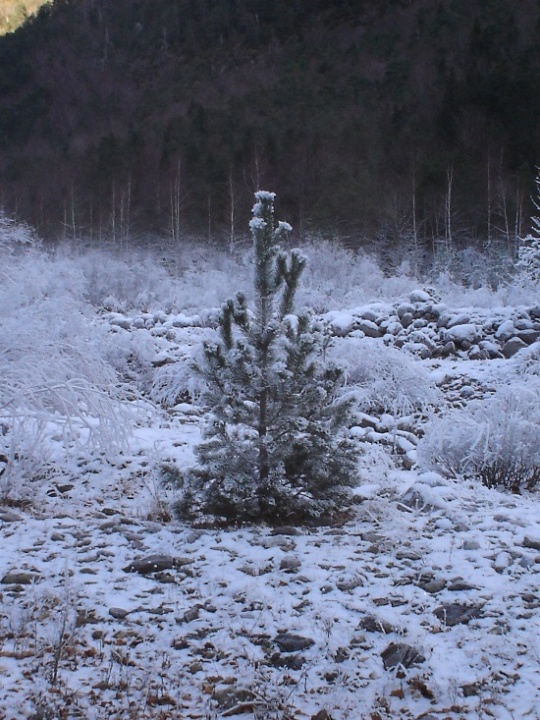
[0,0,539,247]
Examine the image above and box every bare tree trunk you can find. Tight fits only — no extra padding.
[228,169,236,253]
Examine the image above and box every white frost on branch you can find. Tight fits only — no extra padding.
[249,217,267,231]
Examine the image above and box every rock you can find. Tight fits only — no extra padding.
[336,576,364,592]
[468,346,489,360]
[259,536,296,551]
[123,554,194,574]
[109,607,130,619]
[404,342,432,360]
[360,531,386,543]
[381,642,425,670]
[495,319,516,341]
[109,316,131,330]
[421,578,447,594]
[0,510,23,523]
[440,340,456,357]
[494,552,513,572]
[269,652,306,670]
[502,337,527,358]
[1,572,40,585]
[397,302,415,319]
[409,289,431,303]
[333,646,350,663]
[280,556,301,573]
[212,686,255,712]
[56,483,74,494]
[462,683,480,697]
[433,603,483,627]
[271,526,301,536]
[478,340,503,359]
[517,329,540,344]
[358,615,395,634]
[328,312,358,337]
[176,607,200,624]
[398,489,439,513]
[447,578,477,591]
[445,323,479,346]
[274,633,315,653]
[311,711,334,720]
[383,320,404,336]
[447,313,471,328]
[401,312,413,328]
[239,562,272,576]
[357,319,380,338]
[523,536,540,551]
[359,308,380,322]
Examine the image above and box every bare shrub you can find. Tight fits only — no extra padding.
[418,387,540,491]
[330,337,442,417]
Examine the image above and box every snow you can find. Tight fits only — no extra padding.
[2,240,540,719]
[444,323,478,343]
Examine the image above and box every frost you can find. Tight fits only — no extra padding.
[254,190,276,202]
[249,216,267,231]
[277,220,293,233]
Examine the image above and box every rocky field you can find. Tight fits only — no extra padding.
[2,284,540,720]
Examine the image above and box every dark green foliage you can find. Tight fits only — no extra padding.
[175,192,358,525]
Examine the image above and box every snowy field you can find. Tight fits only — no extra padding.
[1,221,540,719]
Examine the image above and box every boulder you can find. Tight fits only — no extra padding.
[409,289,431,303]
[447,313,471,328]
[396,302,415,319]
[502,337,527,358]
[517,329,540,345]
[495,319,516,341]
[357,319,381,338]
[400,312,413,328]
[445,323,479,346]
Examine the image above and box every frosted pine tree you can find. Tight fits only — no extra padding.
[517,169,540,284]
[176,191,358,524]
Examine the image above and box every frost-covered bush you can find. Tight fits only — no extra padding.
[0,211,36,250]
[516,169,540,285]
[0,231,129,500]
[517,233,540,285]
[297,240,417,312]
[330,337,442,417]
[150,341,210,407]
[417,387,540,491]
[72,247,180,312]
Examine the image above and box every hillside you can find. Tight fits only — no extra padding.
[0,0,540,245]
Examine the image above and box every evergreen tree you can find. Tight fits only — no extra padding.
[176,191,358,524]
[517,169,540,284]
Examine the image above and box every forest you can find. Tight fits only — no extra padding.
[0,0,539,260]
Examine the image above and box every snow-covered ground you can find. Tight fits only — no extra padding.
[1,238,540,719]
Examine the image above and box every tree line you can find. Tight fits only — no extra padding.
[0,0,538,255]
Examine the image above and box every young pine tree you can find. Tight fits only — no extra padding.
[176,191,358,524]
